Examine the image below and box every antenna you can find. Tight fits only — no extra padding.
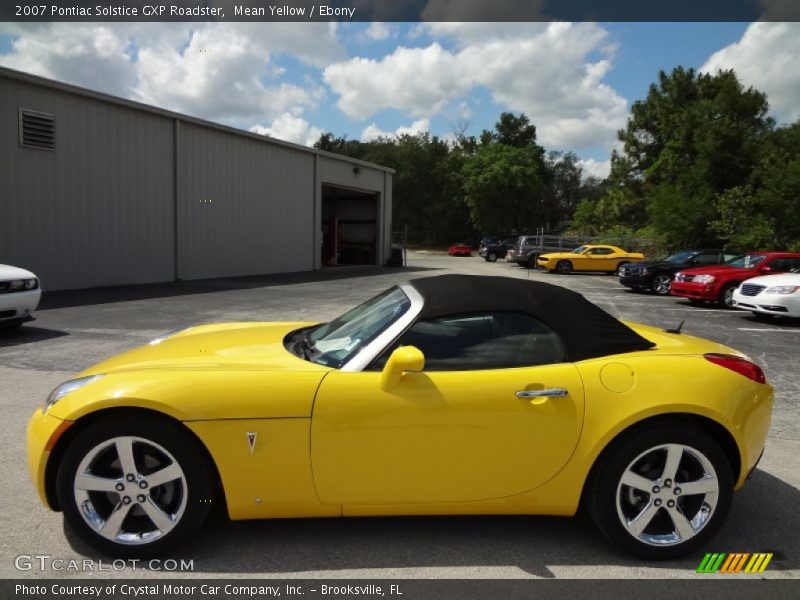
[664,320,685,334]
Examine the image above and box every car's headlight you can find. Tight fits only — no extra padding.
[694,275,715,284]
[7,278,38,291]
[765,285,800,295]
[44,375,102,412]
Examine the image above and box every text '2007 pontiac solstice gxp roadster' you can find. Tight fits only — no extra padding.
[27,275,772,559]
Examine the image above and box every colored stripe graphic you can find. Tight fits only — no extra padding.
[697,552,773,573]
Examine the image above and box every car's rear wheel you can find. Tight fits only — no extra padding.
[719,283,738,309]
[652,274,672,296]
[57,415,215,558]
[486,252,498,262]
[588,424,733,559]
[556,260,572,274]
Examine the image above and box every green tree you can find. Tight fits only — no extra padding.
[462,143,545,233]
[617,67,772,246]
[712,122,800,250]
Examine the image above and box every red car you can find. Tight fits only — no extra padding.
[671,251,800,308]
[448,242,472,257]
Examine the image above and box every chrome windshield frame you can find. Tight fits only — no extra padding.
[339,283,424,372]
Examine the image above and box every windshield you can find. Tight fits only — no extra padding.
[305,286,411,368]
[571,245,588,254]
[665,250,697,263]
[724,254,766,268]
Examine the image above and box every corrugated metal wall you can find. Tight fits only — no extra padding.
[177,123,315,280]
[0,77,175,291]
[0,70,393,291]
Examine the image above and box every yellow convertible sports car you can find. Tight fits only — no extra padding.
[538,244,645,274]
[27,275,772,559]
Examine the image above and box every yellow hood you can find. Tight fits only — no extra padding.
[79,322,329,376]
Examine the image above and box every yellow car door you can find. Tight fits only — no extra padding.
[310,311,585,505]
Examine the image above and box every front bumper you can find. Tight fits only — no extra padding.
[619,273,654,290]
[26,408,70,511]
[733,290,800,317]
[0,288,41,322]
[670,280,719,301]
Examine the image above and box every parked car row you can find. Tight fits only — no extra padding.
[468,237,800,320]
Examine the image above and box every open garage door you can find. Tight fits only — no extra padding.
[321,184,379,266]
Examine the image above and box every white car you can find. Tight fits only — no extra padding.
[0,264,41,328]
[732,271,800,318]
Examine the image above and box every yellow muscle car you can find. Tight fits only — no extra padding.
[538,244,646,274]
[27,275,772,559]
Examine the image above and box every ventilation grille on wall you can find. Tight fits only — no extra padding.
[19,108,55,150]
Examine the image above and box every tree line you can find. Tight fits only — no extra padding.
[314,67,800,252]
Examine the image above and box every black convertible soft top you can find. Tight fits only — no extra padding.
[409,274,655,361]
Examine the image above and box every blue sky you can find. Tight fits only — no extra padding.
[0,21,796,177]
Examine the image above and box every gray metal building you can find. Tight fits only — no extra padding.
[0,67,394,291]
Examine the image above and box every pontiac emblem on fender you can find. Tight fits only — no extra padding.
[246,431,257,454]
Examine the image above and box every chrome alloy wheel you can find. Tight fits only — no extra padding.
[73,436,187,545]
[615,443,719,546]
[653,274,672,295]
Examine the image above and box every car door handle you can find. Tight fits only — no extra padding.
[516,388,568,398]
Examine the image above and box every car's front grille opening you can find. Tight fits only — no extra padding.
[0,309,17,319]
[740,284,766,297]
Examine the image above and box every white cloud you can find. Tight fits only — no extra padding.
[365,22,392,41]
[324,22,627,150]
[0,23,343,125]
[250,113,323,146]
[324,43,471,120]
[577,158,611,179]
[361,118,430,141]
[701,22,800,123]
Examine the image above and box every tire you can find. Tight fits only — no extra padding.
[486,252,498,262]
[719,283,738,309]
[56,414,215,558]
[555,260,572,275]
[587,423,733,559]
[652,273,673,296]
[614,261,630,275]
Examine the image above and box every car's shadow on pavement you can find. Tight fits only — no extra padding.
[62,469,800,577]
[0,325,69,348]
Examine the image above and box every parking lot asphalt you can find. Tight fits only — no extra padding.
[1,251,798,579]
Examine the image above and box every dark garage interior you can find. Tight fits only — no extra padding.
[321,184,379,266]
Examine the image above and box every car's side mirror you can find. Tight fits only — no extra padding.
[380,346,425,391]
[759,265,773,273]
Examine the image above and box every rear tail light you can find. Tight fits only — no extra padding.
[704,353,766,384]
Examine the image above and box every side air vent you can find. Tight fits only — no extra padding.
[19,108,55,150]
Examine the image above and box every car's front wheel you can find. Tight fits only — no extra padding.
[652,274,672,296]
[555,260,572,274]
[57,414,215,558]
[486,252,498,262]
[588,423,733,559]
[720,283,738,309]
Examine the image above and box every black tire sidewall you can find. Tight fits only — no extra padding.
[720,283,738,308]
[56,415,214,558]
[653,274,672,295]
[487,252,497,262]
[557,260,571,274]
[589,424,734,560]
